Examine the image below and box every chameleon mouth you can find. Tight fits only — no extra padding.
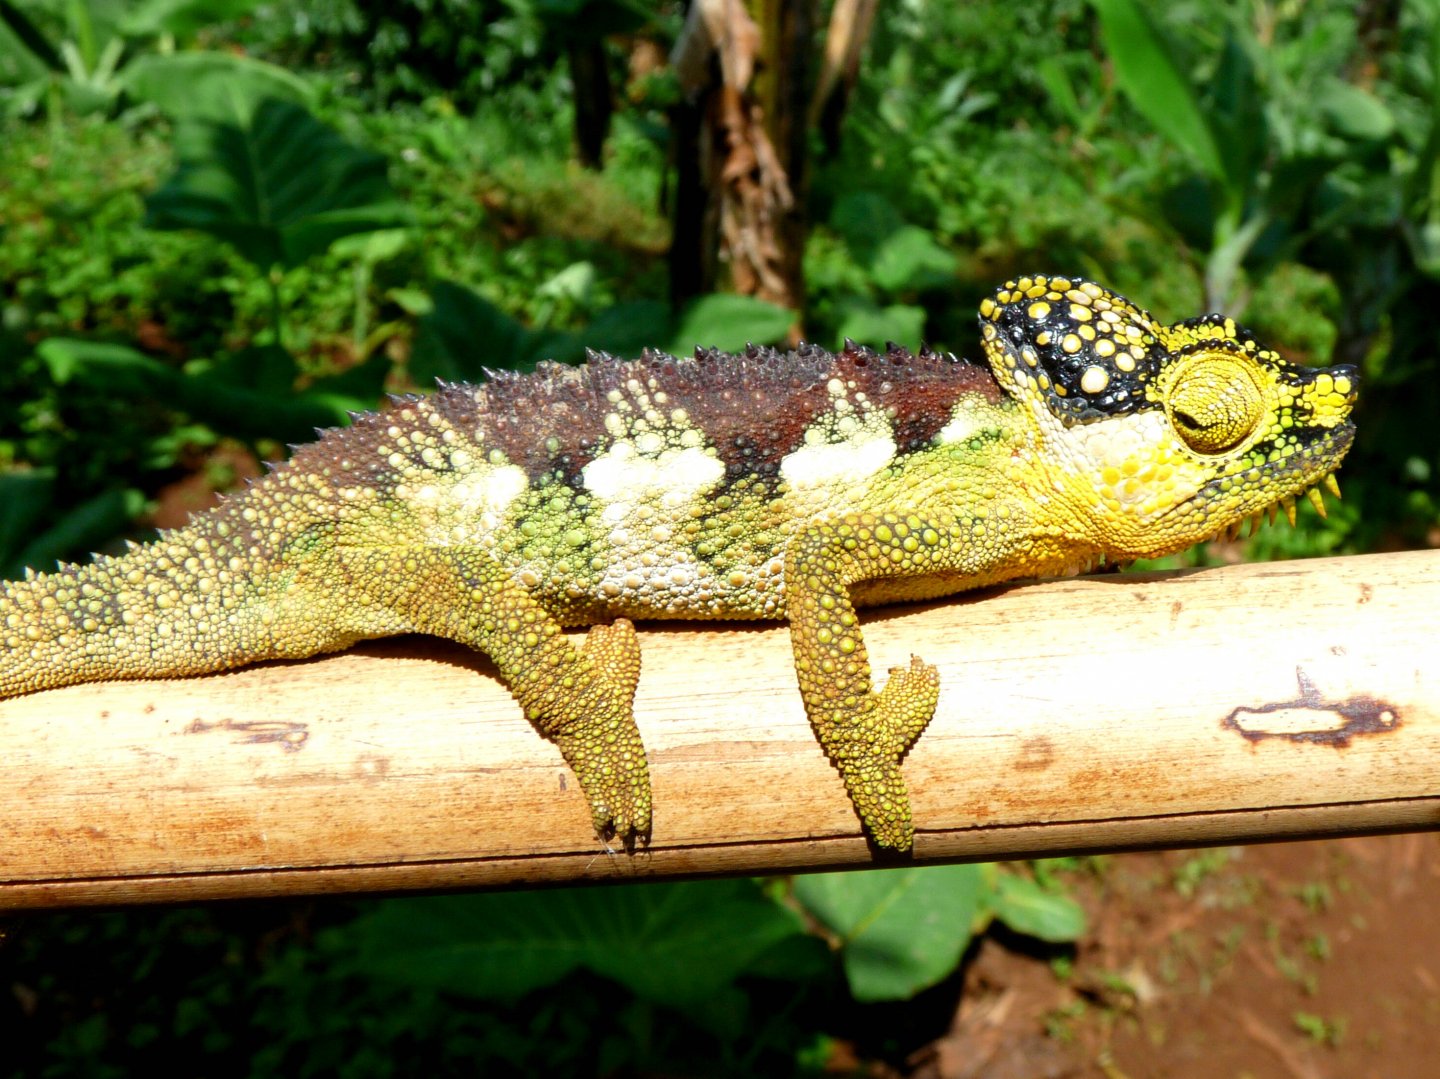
[1199,422,1356,541]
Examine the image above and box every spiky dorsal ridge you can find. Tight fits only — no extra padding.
[258,341,1001,495]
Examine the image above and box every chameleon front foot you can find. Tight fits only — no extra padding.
[824,656,941,851]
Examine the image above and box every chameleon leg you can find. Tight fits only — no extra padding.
[350,547,651,844]
[784,512,951,850]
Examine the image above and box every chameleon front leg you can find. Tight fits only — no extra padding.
[784,512,952,850]
[346,547,651,844]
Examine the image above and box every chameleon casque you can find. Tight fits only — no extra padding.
[0,275,1358,851]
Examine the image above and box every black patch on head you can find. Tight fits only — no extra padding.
[982,275,1170,424]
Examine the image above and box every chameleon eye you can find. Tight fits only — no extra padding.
[1165,351,1267,455]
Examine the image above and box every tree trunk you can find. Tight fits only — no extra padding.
[668,0,811,321]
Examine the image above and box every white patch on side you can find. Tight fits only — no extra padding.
[779,416,896,490]
[935,404,982,445]
[581,438,726,612]
[426,463,530,544]
[583,442,725,516]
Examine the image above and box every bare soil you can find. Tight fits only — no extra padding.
[911,834,1440,1079]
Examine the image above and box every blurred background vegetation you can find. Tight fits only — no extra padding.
[0,0,1436,1073]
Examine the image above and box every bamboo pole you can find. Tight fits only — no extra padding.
[1,550,1435,909]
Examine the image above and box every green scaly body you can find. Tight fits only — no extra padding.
[0,277,1359,849]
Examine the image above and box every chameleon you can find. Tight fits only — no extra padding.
[0,275,1358,851]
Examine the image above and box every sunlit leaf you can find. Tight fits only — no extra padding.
[348,880,806,1034]
[668,292,793,353]
[989,871,1087,943]
[1090,0,1224,180]
[794,864,984,1001]
[145,98,410,270]
[124,50,312,124]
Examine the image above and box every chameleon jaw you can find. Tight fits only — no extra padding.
[1168,423,1356,545]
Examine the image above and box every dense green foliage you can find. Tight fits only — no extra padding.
[1,0,1436,1072]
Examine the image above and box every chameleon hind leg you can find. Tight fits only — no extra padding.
[349,547,651,844]
[784,512,951,850]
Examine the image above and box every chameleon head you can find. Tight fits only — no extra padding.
[978,274,1358,560]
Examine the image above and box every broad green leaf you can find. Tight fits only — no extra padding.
[0,470,58,575]
[581,298,672,359]
[828,191,907,263]
[794,864,984,1002]
[348,880,806,1031]
[1206,29,1266,203]
[668,293,793,353]
[835,301,926,350]
[1316,79,1395,143]
[0,469,143,579]
[410,279,538,382]
[119,0,263,38]
[412,282,672,384]
[178,345,364,441]
[12,487,139,578]
[989,872,1087,943]
[124,51,312,124]
[37,337,175,394]
[1090,0,1224,180]
[37,338,360,443]
[1036,54,1085,129]
[329,227,411,264]
[0,0,62,78]
[145,98,410,271]
[870,226,954,293]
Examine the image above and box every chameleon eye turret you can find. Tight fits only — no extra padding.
[0,275,1359,851]
[1162,346,1267,455]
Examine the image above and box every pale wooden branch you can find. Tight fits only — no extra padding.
[2,550,1436,909]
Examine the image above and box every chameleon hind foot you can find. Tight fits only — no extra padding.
[553,619,652,845]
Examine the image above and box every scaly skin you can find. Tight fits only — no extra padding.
[0,276,1358,850]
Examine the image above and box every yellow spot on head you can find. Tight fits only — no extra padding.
[1028,301,1050,320]
[1061,334,1082,354]
[1080,366,1111,394]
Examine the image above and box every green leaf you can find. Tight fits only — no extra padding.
[0,469,142,579]
[12,487,139,577]
[348,881,806,1032]
[835,301,926,350]
[124,51,312,125]
[794,864,984,1002]
[36,338,360,444]
[0,470,58,575]
[581,299,672,358]
[178,345,362,442]
[0,0,63,76]
[668,293,793,353]
[411,279,539,382]
[1316,79,1395,142]
[870,226,954,293]
[329,227,411,264]
[1090,0,1224,180]
[989,872,1087,943]
[119,0,264,39]
[145,98,410,271]
[37,337,177,395]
